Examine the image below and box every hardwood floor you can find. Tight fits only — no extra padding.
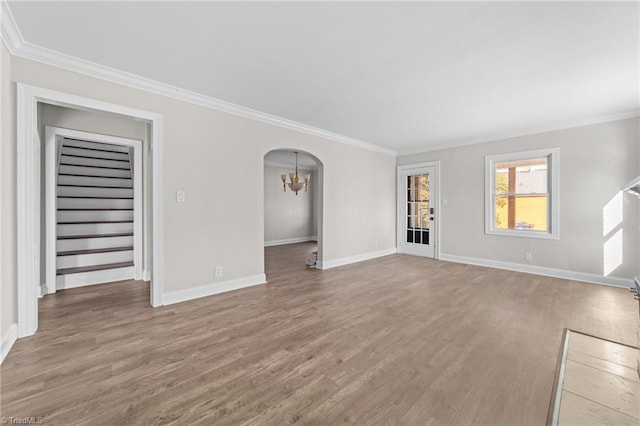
[1,242,637,425]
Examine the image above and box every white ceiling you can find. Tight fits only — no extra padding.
[7,1,639,155]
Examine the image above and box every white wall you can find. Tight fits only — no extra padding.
[1,41,16,339]
[37,104,151,281]
[398,118,640,282]
[1,50,397,328]
[264,164,316,245]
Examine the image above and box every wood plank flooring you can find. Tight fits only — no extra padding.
[1,242,637,425]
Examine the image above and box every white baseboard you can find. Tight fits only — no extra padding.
[162,274,266,306]
[264,236,317,247]
[1,324,18,364]
[57,266,135,290]
[142,270,151,281]
[317,248,397,270]
[439,253,633,288]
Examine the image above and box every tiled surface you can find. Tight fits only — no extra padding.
[556,331,640,425]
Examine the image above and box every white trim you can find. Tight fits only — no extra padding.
[1,324,18,364]
[264,236,317,247]
[142,270,151,281]
[162,274,266,306]
[551,330,571,426]
[0,1,394,158]
[44,129,57,294]
[397,111,640,156]
[56,267,135,290]
[439,253,632,288]
[397,161,441,260]
[16,83,39,337]
[16,83,164,338]
[484,148,560,240]
[316,248,397,270]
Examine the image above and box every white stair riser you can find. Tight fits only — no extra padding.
[57,250,133,269]
[59,164,132,178]
[59,155,131,170]
[63,139,130,153]
[58,210,133,222]
[58,222,134,236]
[56,267,134,290]
[58,186,133,198]
[62,146,130,161]
[57,235,133,252]
[57,197,133,209]
[58,175,132,188]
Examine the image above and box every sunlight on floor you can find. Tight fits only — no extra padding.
[553,330,639,425]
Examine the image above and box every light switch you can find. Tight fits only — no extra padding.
[176,190,185,202]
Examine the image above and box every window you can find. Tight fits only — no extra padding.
[485,148,559,239]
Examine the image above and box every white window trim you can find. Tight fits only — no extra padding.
[485,148,559,240]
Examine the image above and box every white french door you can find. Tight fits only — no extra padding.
[398,164,438,258]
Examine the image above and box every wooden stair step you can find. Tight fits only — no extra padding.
[57,195,134,199]
[58,173,132,180]
[57,220,133,225]
[57,232,133,240]
[59,162,131,171]
[60,153,130,162]
[57,208,133,211]
[57,184,133,189]
[57,246,134,256]
[57,262,134,275]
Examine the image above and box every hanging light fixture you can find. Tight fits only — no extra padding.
[281,151,310,195]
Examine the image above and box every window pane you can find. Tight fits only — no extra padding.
[418,202,430,229]
[421,230,429,245]
[496,157,547,195]
[495,195,548,231]
[406,230,414,243]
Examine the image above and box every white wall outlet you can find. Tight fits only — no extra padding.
[524,252,532,261]
[214,266,223,277]
[176,190,185,202]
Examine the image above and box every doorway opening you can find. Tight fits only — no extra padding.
[45,126,143,294]
[16,83,164,338]
[263,149,323,280]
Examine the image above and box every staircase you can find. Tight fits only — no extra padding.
[56,138,135,289]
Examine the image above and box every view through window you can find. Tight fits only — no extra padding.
[486,148,558,239]
[494,157,548,231]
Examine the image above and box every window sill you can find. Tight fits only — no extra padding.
[485,228,559,240]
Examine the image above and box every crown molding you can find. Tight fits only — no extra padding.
[0,1,396,157]
[1,0,21,54]
[397,110,640,156]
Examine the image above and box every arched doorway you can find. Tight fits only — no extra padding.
[263,149,323,280]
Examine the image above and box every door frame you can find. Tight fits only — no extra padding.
[45,126,144,295]
[397,161,441,259]
[17,83,164,338]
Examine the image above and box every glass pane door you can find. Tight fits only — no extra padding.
[398,165,437,258]
[406,174,430,245]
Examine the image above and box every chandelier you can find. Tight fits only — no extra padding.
[280,152,310,195]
